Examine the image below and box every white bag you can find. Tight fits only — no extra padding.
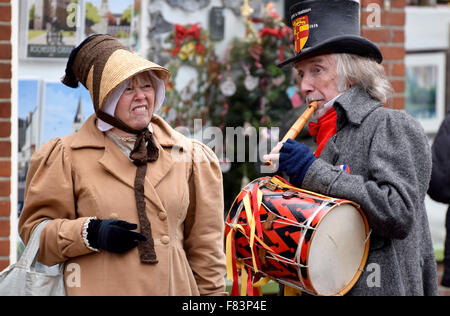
[0,220,66,296]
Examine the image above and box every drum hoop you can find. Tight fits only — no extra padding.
[301,200,371,296]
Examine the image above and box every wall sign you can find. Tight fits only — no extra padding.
[209,7,224,41]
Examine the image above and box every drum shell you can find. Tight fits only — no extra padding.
[225,176,370,296]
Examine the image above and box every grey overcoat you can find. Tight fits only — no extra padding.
[302,85,438,296]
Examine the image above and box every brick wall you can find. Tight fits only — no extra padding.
[361,0,406,109]
[0,0,11,272]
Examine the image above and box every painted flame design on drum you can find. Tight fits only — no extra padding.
[225,175,368,296]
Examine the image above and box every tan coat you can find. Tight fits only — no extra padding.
[19,114,227,296]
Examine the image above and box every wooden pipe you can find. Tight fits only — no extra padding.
[264,101,318,166]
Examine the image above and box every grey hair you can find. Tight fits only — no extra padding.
[334,53,393,104]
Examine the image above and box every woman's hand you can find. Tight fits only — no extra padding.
[87,219,147,254]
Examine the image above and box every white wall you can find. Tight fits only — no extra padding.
[405,6,450,51]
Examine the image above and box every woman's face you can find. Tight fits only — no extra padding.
[114,72,156,131]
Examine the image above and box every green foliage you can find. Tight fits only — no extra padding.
[85,2,101,24]
[121,5,133,25]
[29,4,35,25]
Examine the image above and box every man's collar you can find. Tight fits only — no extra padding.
[313,93,342,120]
[333,85,382,128]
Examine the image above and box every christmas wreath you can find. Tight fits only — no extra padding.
[161,23,221,130]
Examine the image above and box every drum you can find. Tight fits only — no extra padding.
[225,176,370,296]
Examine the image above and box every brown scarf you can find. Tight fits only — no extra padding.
[63,35,159,264]
[96,111,159,264]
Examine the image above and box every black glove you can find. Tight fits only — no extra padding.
[87,219,147,254]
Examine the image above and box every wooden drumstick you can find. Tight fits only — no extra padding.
[264,101,318,166]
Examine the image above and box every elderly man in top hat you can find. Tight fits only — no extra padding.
[265,0,438,295]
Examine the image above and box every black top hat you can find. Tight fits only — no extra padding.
[278,0,383,67]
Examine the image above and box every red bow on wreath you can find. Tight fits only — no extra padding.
[260,26,291,39]
[259,26,292,62]
[172,23,205,56]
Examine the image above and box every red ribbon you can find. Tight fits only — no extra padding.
[260,26,291,39]
[259,26,291,62]
[260,27,283,39]
[172,23,205,56]
[246,267,253,296]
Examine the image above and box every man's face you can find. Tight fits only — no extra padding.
[294,54,340,109]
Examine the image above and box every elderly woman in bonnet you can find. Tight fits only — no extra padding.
[19,34,227,296]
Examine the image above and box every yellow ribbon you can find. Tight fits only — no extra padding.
[243,194,258,272]
[253,276,271,288]
[225,227,234,281]
[284,285,302,296]
[226,224,246,281]
[239,263,248,296]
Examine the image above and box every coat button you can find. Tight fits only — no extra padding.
[158,212,167,221]
[161,235,170,245]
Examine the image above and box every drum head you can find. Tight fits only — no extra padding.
[307,203,367,295]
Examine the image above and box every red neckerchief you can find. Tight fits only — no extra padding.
[308,107,337,158]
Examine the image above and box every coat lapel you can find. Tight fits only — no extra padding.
[98,135,173,214]
[334,85,382,131]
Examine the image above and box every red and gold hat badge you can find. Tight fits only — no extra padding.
[293,15,309,53]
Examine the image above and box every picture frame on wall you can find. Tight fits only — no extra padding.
[84,0,137,49]
[405,52,446,133]
[21,0,141,59]
[25,0,79,58]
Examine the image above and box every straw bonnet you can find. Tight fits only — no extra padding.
[62,34,171,264]
[62,34,170,113]
[278,0,382,67]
